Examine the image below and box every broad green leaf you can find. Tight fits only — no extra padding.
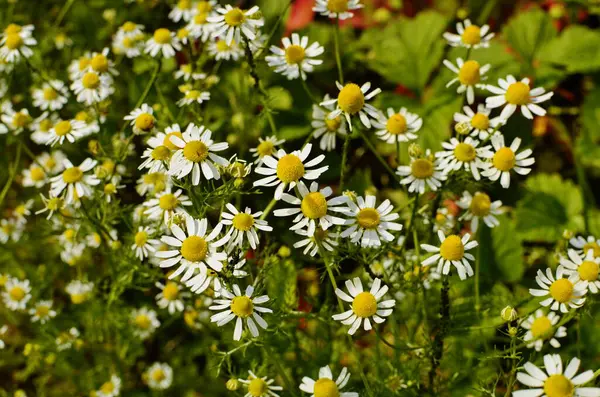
[503,8,557,66]
[277,125,311,141]
[539,26,600,74]
[491,216,525,282]
[265,259,297,310]
[267,86,293,111]
[580,87,600,143]
[418,93,463,150]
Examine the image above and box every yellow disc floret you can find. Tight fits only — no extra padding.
[151,145,171,161]
[134,314,151,329]
[158,193,179,210]
[387,113,407,135]
[183,141,209,162]
[411,158,434,179]
[352,291,377,318]
[231,296,254,318]
[440,235,465,261]
[256,140,275,157]
[180,236,208,262]
[152,368,166,382]
[163,131,183,150]
[325,114,342,131]
[54,120,72,136]
[247,378,268,397]
[549,279,574,303]
[583,242,600,258]
[578,260,599,282]
[43,87,58,100]
[314,378,340,397]
[458,60,481,86]
[4,33,23,50]
[543,374,573,397]
[492,147,516,171]
[224,8,245,27]
[471,113,490,130]
[135,113,155,131]
[30,166,45,181]
[82,72,100,89]
[530,316,553,339]
[453,142,476,162]
[505,82,531,105]
[301,192,328,219]
[470,192,491,217]
[90,54,109,73]
[338,83,365,115]
[232,213,255,231]
[9,286,25,301]
[13,112,31,128]
[153,28,171,44]
[357,208,380,230]
[135,231,148,247]
[62,167,83,183]
[276,154,305,183]
[327,0,349,13]
[461,25,481,46]
[162,282,179,301]
[285,45,305,64]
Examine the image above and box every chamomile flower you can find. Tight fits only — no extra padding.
[558,249,600,294]
[1,107,32,134]
[74,110,100,136]
[253,143,328,200]
[97,375,121,397]
[0,27,37,62]
[155,281,189,314]
[443,19,494,49]
[46,119,88,146]
[186,11,215,42]
[29,300,57,324]
[521,309,566,352]
[485,75,554,120]
[174,64,206,81]
[32,80,69,111]
[311,95,348,151]
[86,48,119,78]
[569,235,600,258]
[443,58,490,104]
[68,53,92,81]
[177,88,211,107]
[208,38,244,61]
[480,135,534,189]
[146,362,173,390]
[56,327,80,351]
[0,325,6,349]
[321,82,381,130]
[456,191,502,233]
[169,0,195,22]
[332,277,395,335]
[70,71,113,105]
[249,136,285,165]
[113,31,144,58]
[36,194,65,220]
[217,204,272,250]
[2,278,31,310]
[137,170,170,195]
[340,195,403,248]
[139,128,183,173]
[421,231,478,280]
[207,5,264,46]
[13,200,33,224]
[124,103,156,135]
[529,268,588,313]
[39,150,67,174]
[116,21,144,39]
[144,187,192,224]
[131,226,160,260]
[513,354,600,397]
[22,163,48,188]
[435,137,491,180]
[294,226,340,257]
[372,107,422,144]
[238,371,283,397]
[453,104,503,140]
[396,154,446,194]
[0,218,23,243]
[313,0,363,20]
[274,182,347,236]
[156,215,227,283]
[145,28,182,58]
[209,284,272,341]
[131,307,160,340]
[50,158,100,204]
[65,280,94,304]
[168,123,229,184]
[266,33,324,80]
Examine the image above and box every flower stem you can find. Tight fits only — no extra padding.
[356,127,401,184]
[334,20,344,84]
[428,276,450,392]
[475,227,481,315]
[338,135,351,192]
[0,142,22,208]
[259,198,277,221]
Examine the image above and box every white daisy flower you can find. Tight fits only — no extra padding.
[443,19,494,49]
[443,58,490,104]
[569,235,600,258]
[39,150,67,174]
[558,249,600,294]
[239,371,283,397]
[480,135,534,189]
[13,200,33,224]
[421,231,478,280]
[274,182,347,236]
[131,226,160,260]
[453,104,503,140]
[65,280,94,304]
[0,26,37,63]
[253,143,328,200]
[29,300,57,324]
[136,172,172,197]
[177,88,211,107]
[85,47,119,79]
[174,64,206,81]
[485,75,553,120]
[1,107,32,134]
[155,281,189,314]
[217,204,272,250]
[332,277,395,335]
[456,191,502,233]
[156,215,227,283]
[513,354,600,397]
[22,163,48,188]
[321,82,381,130]
[112,31,144,58]
[56,327,80,351]
[145,28,182,58]
[529,268,588,313]
[32,80,69,111]
[294,226,339,257]
[311,95,348,151]
[131,307,161,340]
[396,154,446,194]
[186,11,215,42]
[124,103,156,135]
[46,119,88,146]
[73,110,100,136]
[185,257,247,296]
[139,127,184,173]
[70,71,113,105]
[265,33,324,80]
[249,136,285,165]
[116,21,145,39]
[49,158,100,204]
[0,218,24,243]
[209,284,272,341]
[207,5,264,46]
[169,0,195,22]
[313,0,363,20]
[146,362,173,390]
[97,375,121,397]
[2,278,31,310]
[372,107,422,144]
[435,136,491,180]
[67,53,92,81]
[168,123,229,185]
[521,309,566,352]
[208,38,244,61]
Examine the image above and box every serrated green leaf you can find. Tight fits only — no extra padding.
[503,8,557,65]
[539,26,600,74]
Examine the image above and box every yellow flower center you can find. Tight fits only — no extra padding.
[470,192,491,216]
[4,24,21,35]
[411,158,434,179]
[216,40,231,52]
[327,0,349,13]
[530,315,553,339]
[194,12,208,24]
[30,166,45,181]
[356,208,380,230]
[285,44,305,64]
[386,113,407,135]
[82,72,100,89]
[440,235,465,261]
[153,28,172,44]
[231,296,254,318]
[583,242,600,257]
[122,37,135,48]
[461,25,481,46]
[15,204,26,216]
[163,131,183,150]
[135,231,148,247]
[543,375,573,397]
[578,260,599,282]
[162,282,179,301]
[314,378,340,397]
[178,0,192,9]
[247,378,268,397]
[75,111,90,122]
[70,293,87,304]
[54,120,72,136]
[338,83,365,115]
[454,142,476,162]
[100,382,114,394]
[135,113,155,131]
[492,147,516,172]
[325,114,342,131]
[62,167,83,183]
[122,21,137,32]
[9,286,25,301]
[43,87,58,100]
[158,193,179,210]
[78,57,90,71]
[151,145,171,161]
[352,291,377,318]
[134,314,151,329]
[276,154,305,183]
[63,228,76,241]
[458,60,481,86]
[471,113,489,130]
[183,140,209,163]
[232,213,255,231]
[90,54,109,73]
[39,119,53,132]
[224,8,245,27]
[197,1,212,13]
[5,33,23,50]
[152,368,166,382]
[256,140,275,157]
[177,28,189,39]
[185,90,202,100]
[301,192,328,219]
[47,197,63,211]
[549,279,574,303]
[505,82,531,105]
[13,112,31,128]
[36,305,50,317]
[180,235,208,262]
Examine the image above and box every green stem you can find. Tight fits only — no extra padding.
[338,135,351,192]
[356,127,401,184]
[334,20,344,84]
[0,142,22,208]
[399,194,420,254]
[259,198,277,221]
[475,227,481,315]
[53,0,77,29]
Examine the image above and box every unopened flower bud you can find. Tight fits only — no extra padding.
[226,379,240,391]
[501,306,518,322]
[278,246,291,258]
[408,143,423,158]
[454,121,470,135]
[231,113,245,129]
[562,229,574,240]
[88,139,100,155]
[508,326,518,337]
